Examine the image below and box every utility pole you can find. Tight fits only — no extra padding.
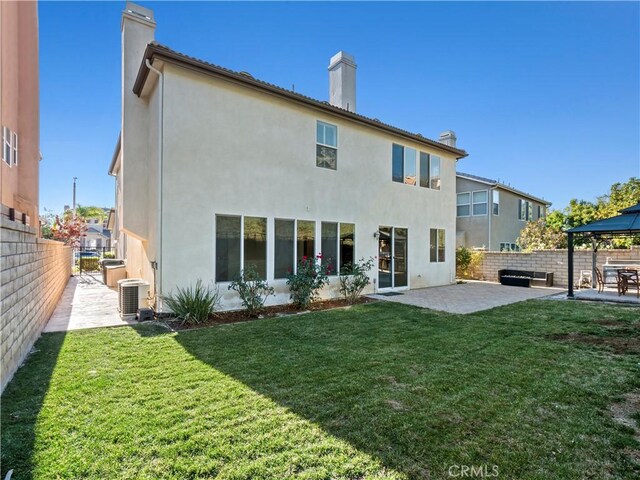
[72,177,77,217]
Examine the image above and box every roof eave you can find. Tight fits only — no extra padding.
[108,133,121,176]
[133,43,469,160]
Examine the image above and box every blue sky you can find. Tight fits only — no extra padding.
[39,1,639,213]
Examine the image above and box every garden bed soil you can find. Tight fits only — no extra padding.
[167,296,377,330]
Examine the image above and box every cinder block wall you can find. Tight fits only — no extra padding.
[477,249,639,287]
[1,217,72,392]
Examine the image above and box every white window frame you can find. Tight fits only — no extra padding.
[316,121,337,170]
[456,192,471,217]
[2,127,11,166]
[492,190,500,216]
[518,199,532,221]
[430,228,446,263]
[500,242,520,252]
[12,132,18,166]
[472,190,488,216]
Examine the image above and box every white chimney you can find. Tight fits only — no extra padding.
[328,51,357,112]
[439,130,457,147]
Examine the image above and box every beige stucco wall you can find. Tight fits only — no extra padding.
[152,64,459,310]
[1,217,71,392]
[0,0,39,225]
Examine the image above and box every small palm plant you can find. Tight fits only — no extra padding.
[162,279,221,325]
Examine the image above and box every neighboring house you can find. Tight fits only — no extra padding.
[1,0,73,393]
[81,223,111,250]
[109,3,468,311]
[456,172,551,251]
[1,0,39,226]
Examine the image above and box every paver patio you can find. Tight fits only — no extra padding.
[44,273,136,332]
[369,281,565,314]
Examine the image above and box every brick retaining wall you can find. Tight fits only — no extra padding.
[476,249,640,287]
[1,217,72,392]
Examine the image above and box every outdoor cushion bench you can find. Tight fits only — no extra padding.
[498,269,554,287]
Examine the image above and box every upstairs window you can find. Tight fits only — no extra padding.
[392,144,404,183]
[492,190,500,215]
[472,191,488,215]
[316,121,337,170]
[429,155,441,190]
[404,148,416,185]
[518,200,532,221]
[457,193,471,217]
[394,146,441,189]
[419,152,430,188]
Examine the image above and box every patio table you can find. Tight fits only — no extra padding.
[617,269,639,297]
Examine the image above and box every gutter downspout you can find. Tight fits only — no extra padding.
[146,59,164,311]
[488,187,493,252]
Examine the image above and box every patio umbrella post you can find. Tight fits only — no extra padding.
[567,232,574,298]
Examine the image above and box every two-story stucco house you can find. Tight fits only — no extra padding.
[456,172,550,251]
[109,3,468,311]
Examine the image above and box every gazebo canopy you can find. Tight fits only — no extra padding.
[566,202,640,298]
[567,202,640,236]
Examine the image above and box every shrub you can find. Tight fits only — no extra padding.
[286,254,331,309]
[456,247,484,279]
[228,265,275,316]
[79,256,100,272]
[103,251,116,259]
[161,279,221,325]
[338,257,375,304]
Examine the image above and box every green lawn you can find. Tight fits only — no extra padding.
[2,300,639,479]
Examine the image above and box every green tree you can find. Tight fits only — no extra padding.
[562,177,640,248]
[39,208,56,239]
[517,218,567,252]
[545,209,567,231]
[63,205,108,221]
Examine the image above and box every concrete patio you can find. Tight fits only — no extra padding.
[44,273,136,332]
[566,287,640,305]
[369,281,565,314]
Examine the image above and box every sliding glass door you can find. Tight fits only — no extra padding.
[378,226,408,290]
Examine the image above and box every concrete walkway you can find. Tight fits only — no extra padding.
[368,281,565,314]
[44,273,136,332]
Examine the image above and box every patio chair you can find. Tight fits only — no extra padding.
[578,270,593,289]
[594,267,605,293]
[617,269,639,298]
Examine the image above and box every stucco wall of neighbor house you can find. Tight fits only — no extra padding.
[0,217,71,392]
[476,249,639,287]
[456,176,547,251]
[1,0,39,225]
[491,188,546,250]
[152,64,459,310]
[456,177,490,249]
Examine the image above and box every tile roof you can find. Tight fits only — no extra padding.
[457,171,551,206]
[133,42,468,159]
